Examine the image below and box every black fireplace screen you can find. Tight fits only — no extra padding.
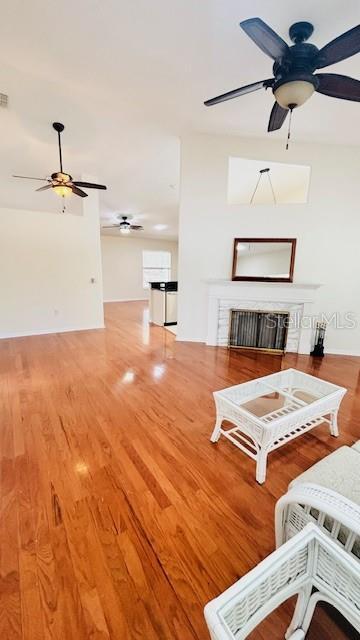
[229,310,289,352]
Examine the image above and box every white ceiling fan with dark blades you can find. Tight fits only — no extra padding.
[102,215,144,234]
[13,122,107,198]
[205,18,360,135]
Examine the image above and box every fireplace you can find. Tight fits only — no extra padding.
[228,309,289,354]
[205,280,321,354]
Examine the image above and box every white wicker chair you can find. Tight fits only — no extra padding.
[204,523,360,640]
[275,444,360,561]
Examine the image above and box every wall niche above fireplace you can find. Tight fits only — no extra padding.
[232,238,297,283]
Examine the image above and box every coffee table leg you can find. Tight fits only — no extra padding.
[256,449,268,484]
[330,410,339,437]
[210,415,223,442]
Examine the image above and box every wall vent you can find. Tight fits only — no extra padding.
[0,93,8,107]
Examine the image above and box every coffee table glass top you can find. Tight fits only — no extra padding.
[217,369,344,425]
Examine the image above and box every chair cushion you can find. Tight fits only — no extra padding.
[290,446,360,506]
[351,440,360,454]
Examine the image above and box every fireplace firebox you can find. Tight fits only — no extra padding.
[228,309,289,354]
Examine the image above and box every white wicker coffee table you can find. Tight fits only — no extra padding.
[211,368,347,484]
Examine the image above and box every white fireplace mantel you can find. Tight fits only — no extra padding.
[205,280,322,354]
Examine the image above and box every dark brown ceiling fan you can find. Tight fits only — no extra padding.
[102,215,144,234]
[13,122,107,198]
[205,18,360,133]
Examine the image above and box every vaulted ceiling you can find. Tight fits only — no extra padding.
[1,0,359,239]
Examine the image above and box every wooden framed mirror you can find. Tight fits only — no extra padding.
[232,238,297,283]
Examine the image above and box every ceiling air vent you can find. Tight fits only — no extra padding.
[0,93,8,107]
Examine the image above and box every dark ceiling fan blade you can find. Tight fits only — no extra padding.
[71,185,88,198]
[13,175,49,181]
[316,73,360,101]
[268,102,289,131]
[129,225,143,230]
[316,25,360,69]
[35,184,53,192]
[204,79,273,106]
[240,18,289,60]
[72,181,107,190]
[102,225,119,228]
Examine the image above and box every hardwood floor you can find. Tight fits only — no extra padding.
[1,301,359,639]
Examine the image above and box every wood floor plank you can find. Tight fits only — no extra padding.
[0,456,21,639]
[16,451,44,640]
[0,301,359,639]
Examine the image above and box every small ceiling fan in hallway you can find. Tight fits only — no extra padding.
[205,18,360,140]
[13,122,107,198]
[102,215,144,234]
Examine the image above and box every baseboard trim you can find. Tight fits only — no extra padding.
[104,298,148,303]
[0,324,106,340]
[324,349,360,357]
[176,337,360,358]
[176,335,206,343]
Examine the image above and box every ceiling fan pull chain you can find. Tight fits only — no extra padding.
[286,107,293,151]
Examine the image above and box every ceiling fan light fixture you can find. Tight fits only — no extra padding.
[53,184,72,197]
[120,227,131,234]
[274,80,315,109]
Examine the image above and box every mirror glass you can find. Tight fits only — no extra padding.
[232,239,296,282]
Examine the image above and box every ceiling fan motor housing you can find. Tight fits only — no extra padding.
[272,25,320,107]
[51,171,72,183]
[119,216,130,228]
[273,39,319,88]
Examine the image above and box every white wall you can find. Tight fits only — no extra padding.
[177,133,360,355]
[0,192,104,338]
[101,235,178,302]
